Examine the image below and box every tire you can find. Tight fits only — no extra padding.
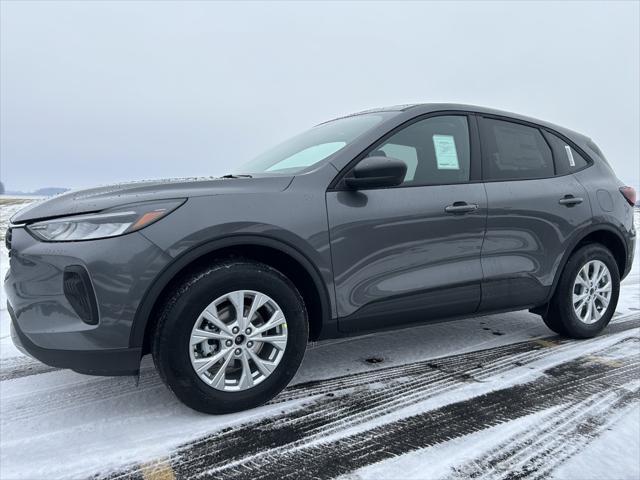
[543,244,620,339]
[152,259,308,414]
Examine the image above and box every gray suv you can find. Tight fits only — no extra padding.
[5,104,636,413]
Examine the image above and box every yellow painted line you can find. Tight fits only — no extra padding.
[140,459,176,480]
[586,355,623,368]
[533,339,558,348]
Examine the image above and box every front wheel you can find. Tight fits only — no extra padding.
[152,260,308,414]
[543,244,620,339]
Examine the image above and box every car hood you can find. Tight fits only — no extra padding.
[11,176,294,223]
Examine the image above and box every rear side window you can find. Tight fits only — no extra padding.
[542,130,590,175]
[480,118,554,180]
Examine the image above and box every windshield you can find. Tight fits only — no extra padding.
[237,113,394,175]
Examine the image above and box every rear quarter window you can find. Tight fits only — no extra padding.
[542,130,590,175]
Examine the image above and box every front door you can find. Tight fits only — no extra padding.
[326,114,487,333]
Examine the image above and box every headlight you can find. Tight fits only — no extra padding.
[26,199,186,242]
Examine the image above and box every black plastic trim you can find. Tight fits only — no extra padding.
[338,282,481,333]
[63,265,99,325]
[542,223,631,304]
[129,234,334,348]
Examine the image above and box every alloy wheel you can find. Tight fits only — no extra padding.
[572,260,612,324]
[189,290,288,391]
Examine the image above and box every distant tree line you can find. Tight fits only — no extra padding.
[1,185,69,196]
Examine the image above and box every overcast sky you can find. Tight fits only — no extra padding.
[1,1,638,192]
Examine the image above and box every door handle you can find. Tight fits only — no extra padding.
[445,202,479,214]
[558,195,584,207]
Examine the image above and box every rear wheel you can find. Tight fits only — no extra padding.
[152,260,308,414]
[543,244,619,338]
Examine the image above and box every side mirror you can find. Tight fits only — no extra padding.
[344,156,407,190]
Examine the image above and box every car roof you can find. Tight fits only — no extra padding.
[332,103,590,144]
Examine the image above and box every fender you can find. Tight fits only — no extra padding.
[542,222,629,305]
[128,234,333,349]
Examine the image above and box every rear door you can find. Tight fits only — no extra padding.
[477,115,592,311]
[327,114,487,333]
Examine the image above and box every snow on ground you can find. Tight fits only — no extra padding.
[0,200,638,480]
[551,407,640,480]
[338,410,558,480]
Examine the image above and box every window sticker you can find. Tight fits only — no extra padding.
[432,134,460,170]
[564,145,576,167]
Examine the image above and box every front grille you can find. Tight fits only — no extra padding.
[5,227,12,251]
[63,266,99,325]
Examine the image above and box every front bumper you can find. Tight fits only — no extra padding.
[4,227,171,375]
[9,303,141,375]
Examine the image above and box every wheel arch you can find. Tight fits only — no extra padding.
[546,225,628,304]
[130,235,332,355]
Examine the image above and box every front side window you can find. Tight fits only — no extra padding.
[238,113,394,175]
[480,118,553,180]
[366,115,471,185]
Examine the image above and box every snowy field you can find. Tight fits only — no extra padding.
[0,199,639,480]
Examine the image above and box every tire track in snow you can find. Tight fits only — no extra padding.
[103,347,523,480]
[0,356,58,381]
[196,346,639,480]
[0,365,160,423]
[102,334,612,479]
[449,344,640,480]
[101,316,640,480]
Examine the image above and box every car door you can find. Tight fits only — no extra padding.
[477,115,593,311]
[326,114,488,333]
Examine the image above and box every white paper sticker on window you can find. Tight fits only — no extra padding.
[564,145,576,167]
[433,134,460,170]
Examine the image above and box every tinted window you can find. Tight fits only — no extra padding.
[480,118,553,180]
[543,130,590,175]
[368,115,470,185]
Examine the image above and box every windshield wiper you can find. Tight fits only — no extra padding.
[220,174,253,179]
